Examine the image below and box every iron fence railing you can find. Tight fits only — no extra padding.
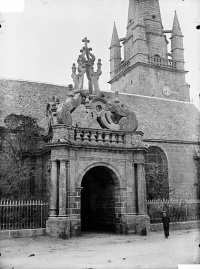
[0,200,49,230]
[147,199,200,223]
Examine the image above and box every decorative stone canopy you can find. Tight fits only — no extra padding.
[46,38,138,135]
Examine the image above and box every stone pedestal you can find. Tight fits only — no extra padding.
[121,214,150,235]
[69,216,81,237]
[46,217,70,239]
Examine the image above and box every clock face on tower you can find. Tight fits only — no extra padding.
[162,86,171,96]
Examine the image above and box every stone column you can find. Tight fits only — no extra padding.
[137,163,147,214]
[49,160,58,217]
[59,160,67,217]
[114,187,127,234]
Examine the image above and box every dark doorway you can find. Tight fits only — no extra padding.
[81,166,116,232]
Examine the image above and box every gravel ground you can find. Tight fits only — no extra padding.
[0,229,199,269]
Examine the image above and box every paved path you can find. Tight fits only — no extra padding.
[0,229,199,269]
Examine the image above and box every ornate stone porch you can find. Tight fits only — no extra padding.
[45,125,150,238]
[45,37,150,238]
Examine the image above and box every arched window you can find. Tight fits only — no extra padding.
[145,147,169,200]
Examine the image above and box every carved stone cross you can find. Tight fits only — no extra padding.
[82,37,90,49]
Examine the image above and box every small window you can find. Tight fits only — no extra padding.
[152,15,156,19]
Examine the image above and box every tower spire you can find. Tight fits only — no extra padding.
[109,23,121,80]
[126,0,136,37]
[139,0,163,34]
[171,11,184,70]
[109,0,189,102]
[134,0,145,27]
[172,11,182,36]
[110,22,120,47]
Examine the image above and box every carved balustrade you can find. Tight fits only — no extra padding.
[114,60,130,76]
[74,128,125,146]
[148,56,176,69]
[46,125,144,149]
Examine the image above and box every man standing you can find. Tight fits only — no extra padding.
[162,211,170,238]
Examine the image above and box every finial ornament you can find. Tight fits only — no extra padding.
[70,37,102,96]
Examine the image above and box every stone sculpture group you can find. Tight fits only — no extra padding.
[46,38,138,134]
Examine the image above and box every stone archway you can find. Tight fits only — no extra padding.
[81,166,120,233]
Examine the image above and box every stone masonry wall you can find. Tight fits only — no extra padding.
[103,92,200,142]
[1,79,198,142]
[0,79,68,131]
[111,65,189,102]
[50,146,135,216]
[145,141,199,199]
[95,183,115,230]
[146,33,167,58]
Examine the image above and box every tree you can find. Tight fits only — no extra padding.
[0,114,45,199]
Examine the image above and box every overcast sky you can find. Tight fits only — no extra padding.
[0,0,200,106]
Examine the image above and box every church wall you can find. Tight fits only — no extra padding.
[103,92,199,142]
[110,65,189,102]
[145,142,198,199]
[0,79,68,130]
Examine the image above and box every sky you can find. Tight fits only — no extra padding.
[0,0,200,107]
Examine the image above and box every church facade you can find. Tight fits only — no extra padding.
[0,0,200,238]
[108,0,200,200]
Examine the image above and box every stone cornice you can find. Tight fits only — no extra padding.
[144,139,200,145]
[46,142,148,153]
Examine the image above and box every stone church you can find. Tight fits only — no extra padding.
[0,0,200,238]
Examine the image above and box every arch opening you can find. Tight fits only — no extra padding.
[145,146,169,200]
[81,166,118,233]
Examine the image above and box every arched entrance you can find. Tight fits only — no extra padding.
[81,166,118,233]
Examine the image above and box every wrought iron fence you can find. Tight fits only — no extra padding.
[147,199,200,223]
[0,200,49,230]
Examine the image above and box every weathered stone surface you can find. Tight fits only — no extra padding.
[45,124,149,238]
[0,229,46,240]
[46,218,70,239]
[120,214,150,235]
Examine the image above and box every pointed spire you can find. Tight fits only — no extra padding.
[127,0,135,27]
[110,22,120,47]
[134,1,145,27]
[172,11,182,36]
[126,0,135,37]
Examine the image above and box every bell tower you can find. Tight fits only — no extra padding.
[109,0,190,102]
